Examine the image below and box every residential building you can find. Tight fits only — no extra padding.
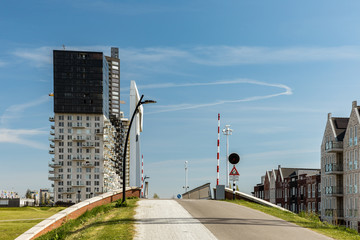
[321,100,360,230]
[254,165,321,214]
[49,49,124,203]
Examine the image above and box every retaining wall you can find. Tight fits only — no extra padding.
[16,187,140,240]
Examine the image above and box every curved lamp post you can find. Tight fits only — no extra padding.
[122,94,156,203]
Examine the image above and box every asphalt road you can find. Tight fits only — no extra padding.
[178,199,332,240]
[134,199,217,240]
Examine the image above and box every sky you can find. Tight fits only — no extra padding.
[1,0,360,198]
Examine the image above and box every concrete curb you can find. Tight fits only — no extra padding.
[15,187,140,240]
[222,188,291,212]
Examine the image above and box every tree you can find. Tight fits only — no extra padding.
[236,185,239,191]
[153,193,159,199]
[25,189,32,199]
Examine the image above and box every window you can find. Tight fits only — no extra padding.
[94,168,100,173]
[312,184,315,198]
[67,148,72,153]
[95,116,100,121]
[59,122,64,127]
[67,168,71,173]
[67,181,72,186]
[67,161,72,166]
[95,174,100,179]
[77,116,82,121]
[67,135,72,140]
[94,181,100,186]
[86,123,91,128]
[67,116,72,121]
[355,126,358,145]
[86,187,91,192]
[67,174,71,179]
[67,155,72,160]
[77,168,82,173]
[67,142,72,147]
[59,148,64,153]
[59,128,64,133]
[67,126,72,132]
[308,184,311,198]
[350,127,353,146]
[59,155,64,160]
[95,123,100,128]
[58,115,64,120]
[95,161,100,166]
[76,174,82,179]
[86,168,91,173]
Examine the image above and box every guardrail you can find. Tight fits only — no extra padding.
[16,187,140,240]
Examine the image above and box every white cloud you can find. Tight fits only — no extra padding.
[13,45,360,69]
[146,79,292,114]
[0,128,48,150]
[0,95,50,126]
[12,47,52,67]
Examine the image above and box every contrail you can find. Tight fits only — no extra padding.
[145,79,292,114]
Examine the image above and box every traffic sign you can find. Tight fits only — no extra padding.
[230,175,239,181]
[228,153,240,165]
[229,165,240,176]
[177,194,181,199]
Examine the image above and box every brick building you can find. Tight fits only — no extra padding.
[253,165,321,214]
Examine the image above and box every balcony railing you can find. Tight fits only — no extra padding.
[82,162,95,168]
[73,123,85,128]
[325,164,343,174]
[325,186,343,195]
[49,117,55,122]
[324,209,344,218]
[73,136,85,141]
[325,141,343,152]
[50,125,55,130]
[72,156,85,161]
[95,129,103,135]
[73,181,85,187]
[82,143,95,148]
[50,130,55,135]
[49,162,62,168]
[48,175,62,181]
[50,143,55,148]
[49,150,55,154]
[48,170,54,174]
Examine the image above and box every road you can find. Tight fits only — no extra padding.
[135,199,332,240]
[178,199,332,240]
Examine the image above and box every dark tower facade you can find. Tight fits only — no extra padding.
[53,50,109,118]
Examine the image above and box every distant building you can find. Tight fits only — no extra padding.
[253,165,321,214]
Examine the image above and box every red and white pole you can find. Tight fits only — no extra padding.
[141,155,144,198]
[217,113,220,185]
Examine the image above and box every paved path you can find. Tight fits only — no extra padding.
[178,199,332,240]
[134,199,217,240]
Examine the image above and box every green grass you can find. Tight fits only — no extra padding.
[37,198,138,240]
[227,199,360,240]
[0,207,66,240]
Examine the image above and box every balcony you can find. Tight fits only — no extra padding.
[48,170,54,174]
[324,209,344,218]
[73,136,85,141]
[49,150,55,154]
[82,162,95,168]
[48,175,62,181]
[325,186,343,196]
[73,123,85,128]
[50,125,55,130]
[49,117,55,122]
[325,164,343,175]
[50,130,55,135]
[325,141,343,153]
[95,129,103,135]
[73,181,85,187]
[82,143,95,148]
[49,136,62,142]
[49,162,62,168]
[50,143,55,148]
[72,156,85,161]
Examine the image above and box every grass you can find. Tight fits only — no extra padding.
[227,199,360,240]
[0,207,66,240]
[37,198,138,240]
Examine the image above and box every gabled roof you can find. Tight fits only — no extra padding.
[280,167,320,179]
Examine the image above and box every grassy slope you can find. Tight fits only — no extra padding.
[0,207,65,240]
[228,199,360,240]
[38,198,138,240]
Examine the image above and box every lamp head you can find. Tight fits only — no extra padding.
[141,100,157,104]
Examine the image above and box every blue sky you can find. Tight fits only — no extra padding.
[1,0,360,198]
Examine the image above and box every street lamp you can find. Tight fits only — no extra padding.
[77,190,81,203]
[183,161,189,192]
[121,94,156,204]
[222,125,233,187]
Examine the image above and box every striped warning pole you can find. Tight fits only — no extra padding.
[141,155,144,198]
[217,113,220,185]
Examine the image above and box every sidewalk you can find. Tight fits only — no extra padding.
[134,199,217,240]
